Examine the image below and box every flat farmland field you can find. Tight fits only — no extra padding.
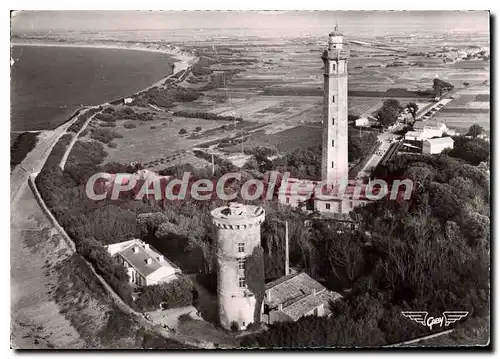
[101,115,229,165]
[223,125,322,153]
[433,111,490,134]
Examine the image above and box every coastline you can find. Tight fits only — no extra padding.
[10,39,198,167]
[11,39,197,78]
[11,39,197,130]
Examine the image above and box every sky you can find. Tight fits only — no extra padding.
[11,10,490,36]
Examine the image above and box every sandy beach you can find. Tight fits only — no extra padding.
[11,39,197,76]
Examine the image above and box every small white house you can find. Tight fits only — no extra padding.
[355,117,371,127]
[405,131,424,141]
[123,97,134,104]
[422,137,454,154]
[106,239,181,287]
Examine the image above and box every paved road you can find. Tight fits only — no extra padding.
[356,131,394,180]
[59,107,100,170]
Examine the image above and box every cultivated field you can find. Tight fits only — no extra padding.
[94,31,489,168]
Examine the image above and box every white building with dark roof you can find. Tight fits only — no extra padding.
[261,272,341,324]
[106,239,181,287]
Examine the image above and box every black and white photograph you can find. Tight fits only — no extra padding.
[9,9,491,349]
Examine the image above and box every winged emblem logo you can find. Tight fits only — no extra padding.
[402,311,468,330]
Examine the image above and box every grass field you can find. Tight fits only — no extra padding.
[101,109,226,165]
[223,125,322,153]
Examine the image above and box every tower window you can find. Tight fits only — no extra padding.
[239,277,246,288]
[332,161,334,168]
[332,117,335,126]
[238,243,245,253]
[332,140,335,147]
[332,95,335,103]
[332,63,336,71]
[326,203,331,210]
[238,258,245,270]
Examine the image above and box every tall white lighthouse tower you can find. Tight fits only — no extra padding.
[321,25,349,187]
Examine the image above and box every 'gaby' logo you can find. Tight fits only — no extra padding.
[401,311,469,330]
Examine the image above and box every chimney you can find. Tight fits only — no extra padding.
[285,221,289,276]
[157,255,165,262]
[146,258,153,265]
[267,289,271,302]
[144,243,150,250]
[133,246,139,253]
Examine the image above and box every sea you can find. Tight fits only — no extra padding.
[10,45,174,132]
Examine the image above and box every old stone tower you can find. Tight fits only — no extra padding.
[321,25,349,187]
[211,202,265,331]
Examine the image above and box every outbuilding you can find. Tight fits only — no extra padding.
[422,137,454,154]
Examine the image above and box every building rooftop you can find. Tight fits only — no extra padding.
[413,120,447,131]
[212,202,264,219]
[283,290,342,321]
[107,238,180,279]
[424,136,454,145]
[266,272,327,307]
[265,272,342,320]
[405,131,423,138]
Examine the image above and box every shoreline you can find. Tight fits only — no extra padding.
[11,39,197,70]
[11,39,198,133]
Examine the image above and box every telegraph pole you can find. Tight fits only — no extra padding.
[285,220,289,276]
[211,153,215,176]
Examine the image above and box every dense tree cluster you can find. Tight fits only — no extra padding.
[36,123,489,346]
[173,111,242,122]
[96,107,156,123]
[376,99,403,128]
[406,102,419,119]
[242,151,489,347]
[90,127,123,144]
[131,86,203,109]
[36,136,149,305]
[448,136,490,166]
[135,276,194,311]
[466,124,485,138]
[433,78,454,98]
[68,107,102,133]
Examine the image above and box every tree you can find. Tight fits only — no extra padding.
[449,137,489,166]
[428,182,464,221]
[406,102,419,119]
[376,99,403,128]
[179,128,187,135]
[135,276,194,311]
[432,78,454,98]
[244,247,265,323]
[467,124,484,138]
[405,166,434,193]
